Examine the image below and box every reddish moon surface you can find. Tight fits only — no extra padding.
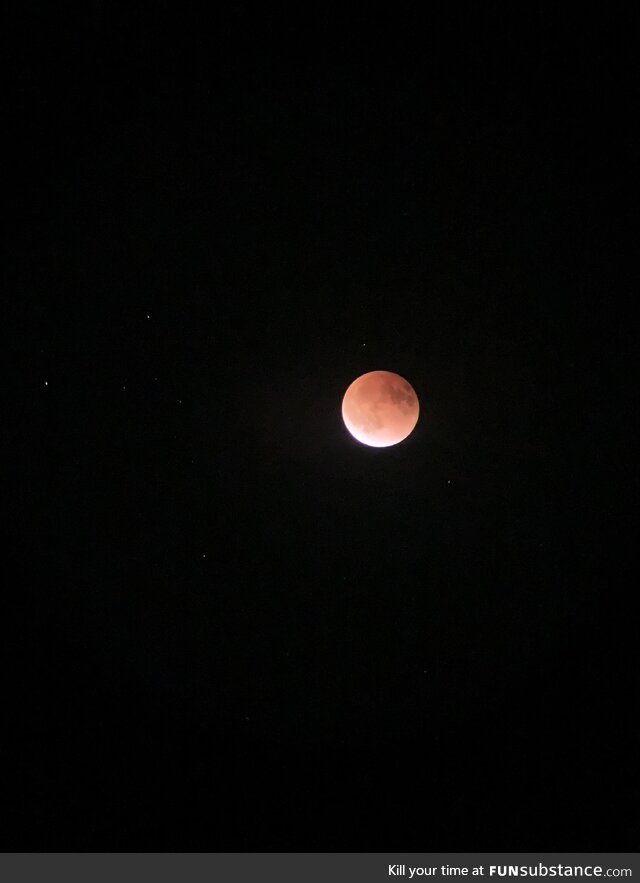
[342,370,420,448]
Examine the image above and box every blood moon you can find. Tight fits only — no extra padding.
[342,370,419,448]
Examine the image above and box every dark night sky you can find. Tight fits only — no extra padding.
[4,4,638,851]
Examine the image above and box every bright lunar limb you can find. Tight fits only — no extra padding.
[342,370,419,448]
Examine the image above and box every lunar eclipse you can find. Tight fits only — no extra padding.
[342,370,420,447]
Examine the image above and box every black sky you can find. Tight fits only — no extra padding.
[4,4,638,850]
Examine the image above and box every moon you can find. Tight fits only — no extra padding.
[341,370,420,448]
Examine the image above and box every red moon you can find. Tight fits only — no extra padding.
[342,370,420,448]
